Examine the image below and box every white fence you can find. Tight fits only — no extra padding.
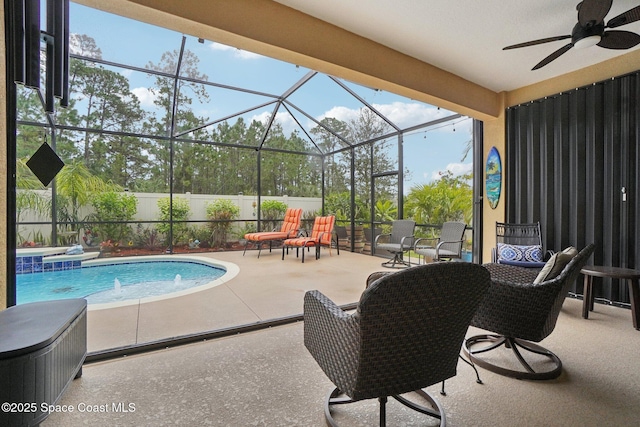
[17,190,322,245]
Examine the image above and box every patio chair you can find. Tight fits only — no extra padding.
[414,221,467,263]
[374,220,416,268]
[493,221,549,268]
[304,262,490,426]
[463,243,595,380]
[333,225,349,250]
[282,215,335,263]
[243,208,303,258]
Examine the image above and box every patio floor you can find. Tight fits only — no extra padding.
[46,285,640,426]
[87,248,390,353]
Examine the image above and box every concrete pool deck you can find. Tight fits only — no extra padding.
[86,248,389,352]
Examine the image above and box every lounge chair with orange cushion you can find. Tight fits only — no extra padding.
[243,207,303,258]
[282,215,335,263]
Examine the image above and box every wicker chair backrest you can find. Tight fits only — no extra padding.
[351,262,490,400]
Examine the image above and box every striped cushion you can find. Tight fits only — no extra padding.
[245,231,290,242]
[282,208,302,234]
[284,237,318,248]
[284,215,335,247]
[244,208,302,242]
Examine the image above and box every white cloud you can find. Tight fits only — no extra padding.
[131,87,157,107]
[316,102,466,131]
[251,111,297,135]
[209,42,262,60]
[429,162,473,181]
[373,102,451,129]
[317,106,361,123]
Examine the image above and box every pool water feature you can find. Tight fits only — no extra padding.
[16,256,236,307]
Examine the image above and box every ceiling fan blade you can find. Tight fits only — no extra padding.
[532,43,574,70]
[578,0,612,26]
[503,35,571,50]
[607,5,640,28]
[598,30,640,49]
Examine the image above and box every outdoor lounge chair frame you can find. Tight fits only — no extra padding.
[243,208,303,258]
[282,215,336,263]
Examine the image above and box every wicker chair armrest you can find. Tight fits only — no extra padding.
[303,291,360,387]
[304,290,353,322]
[482,262,541,284]
[365,271,391,289]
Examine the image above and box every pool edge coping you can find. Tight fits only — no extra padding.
[84,255,240,311]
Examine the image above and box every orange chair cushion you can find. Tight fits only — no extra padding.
[311,215,335,245]
[281,208,303,234]
[284,215,335,247]
[245,231,291,242]
[244,208,302,242]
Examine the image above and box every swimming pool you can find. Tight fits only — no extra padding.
[16,256,238,309]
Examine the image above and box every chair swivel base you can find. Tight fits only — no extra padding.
[380,253,411,269]
[463,334,562,380]
[324,387,445,427]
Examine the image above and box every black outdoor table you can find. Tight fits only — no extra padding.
[580,265,640,330]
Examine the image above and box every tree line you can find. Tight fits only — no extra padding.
[16,34,396,202]
[15,34,472,240]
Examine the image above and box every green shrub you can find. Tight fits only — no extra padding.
[206,199,240,247]
[90,191,137,244]
[190,225,214,248]
[157,197,191,246]
[325,192,369,222]
[260,200,287,231]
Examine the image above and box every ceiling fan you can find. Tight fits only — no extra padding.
[504,0,640,70]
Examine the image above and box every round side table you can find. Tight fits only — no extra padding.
[580,265,640,330]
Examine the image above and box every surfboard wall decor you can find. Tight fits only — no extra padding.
[486,146,502,209]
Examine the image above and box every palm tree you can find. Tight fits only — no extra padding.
[55,160,121,236]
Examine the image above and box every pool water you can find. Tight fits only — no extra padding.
[17,261,225,305]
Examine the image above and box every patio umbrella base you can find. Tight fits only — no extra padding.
[324,387,445,427]
[463,334,562,380]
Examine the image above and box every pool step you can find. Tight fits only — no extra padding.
[16,249,101,274]
[43,252,100,263]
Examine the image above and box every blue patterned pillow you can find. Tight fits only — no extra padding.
[497,243,543,263]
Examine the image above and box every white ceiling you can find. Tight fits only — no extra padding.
[274,0,640,93]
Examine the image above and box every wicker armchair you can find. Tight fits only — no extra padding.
[304,263,490,426]
[463,243,595,380]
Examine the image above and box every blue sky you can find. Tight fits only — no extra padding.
[68,3,473,191]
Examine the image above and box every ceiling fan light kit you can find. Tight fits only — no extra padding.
[572,22,603,48]
[503,0,640,69]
